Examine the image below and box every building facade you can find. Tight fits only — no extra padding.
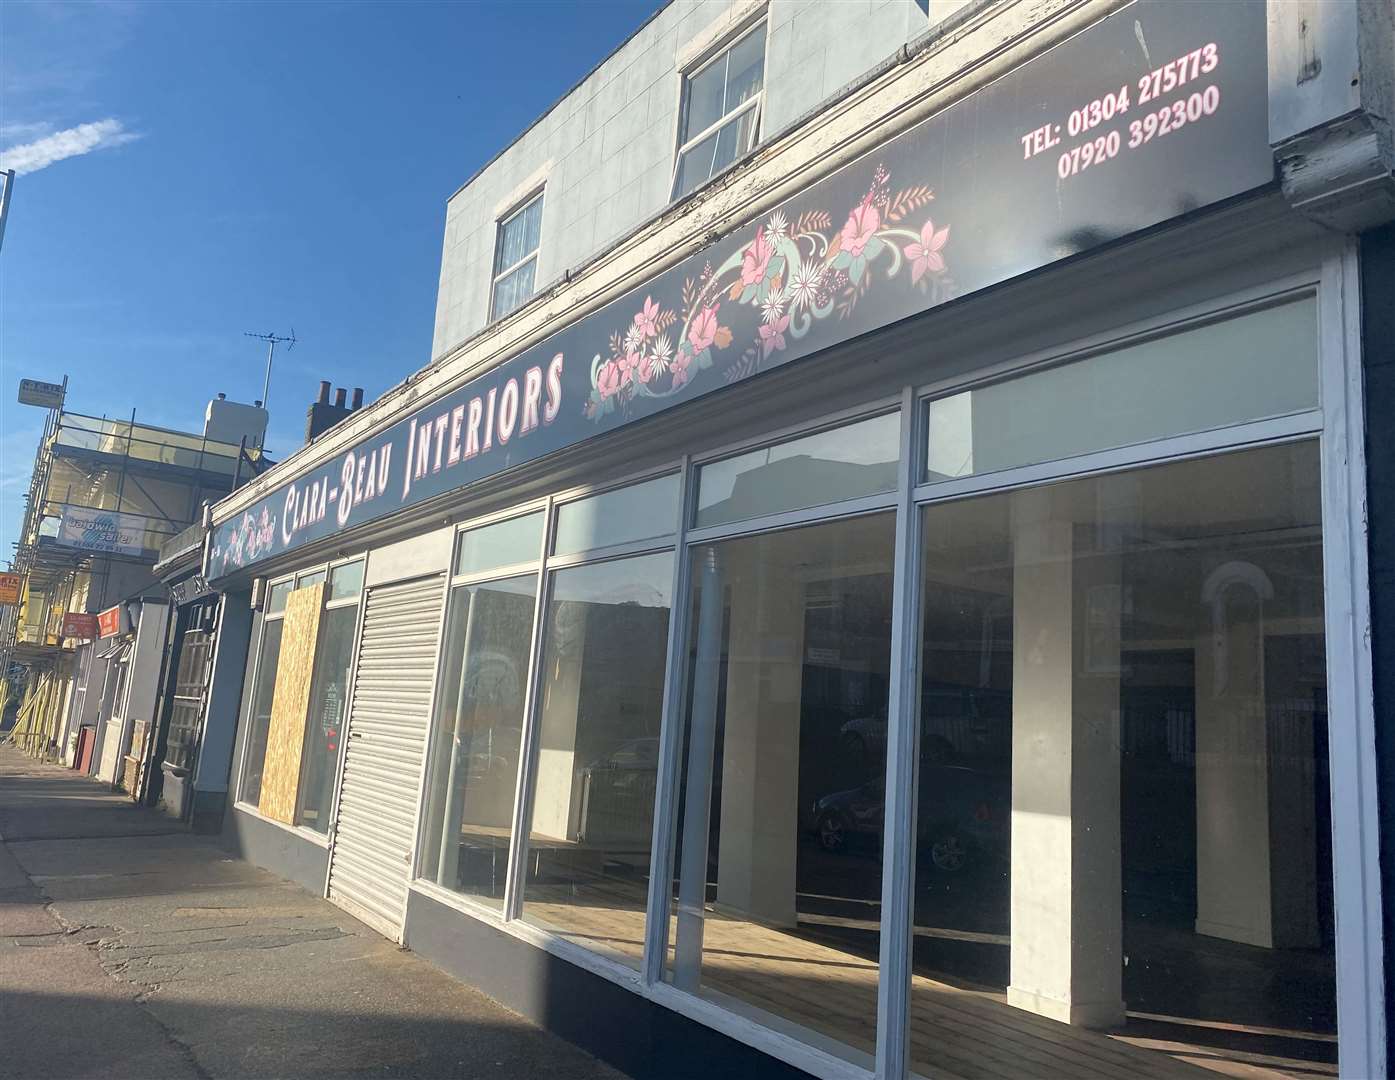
[198,2,1393,1078]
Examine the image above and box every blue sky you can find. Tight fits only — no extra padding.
[0,0,659,567]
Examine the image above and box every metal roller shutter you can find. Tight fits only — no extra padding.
[326,573,444,940]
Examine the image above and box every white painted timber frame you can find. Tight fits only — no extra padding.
[389,238,1383,1080]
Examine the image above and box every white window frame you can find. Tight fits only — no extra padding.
[670,19,768,202]
[489,190,545,323]
[401,246,1382,1080]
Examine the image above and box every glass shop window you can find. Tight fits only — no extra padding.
[694,411,899,529]
[295,594,360,833]
[908,440,1335,1079]
[924,295,1318,483]
[239,615,285,805]
[552,473,679,557]
[420,512,546,907]
[667,511,896,1065]
[519,550,674,966]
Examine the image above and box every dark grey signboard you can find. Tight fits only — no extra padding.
[209,0,1270,581]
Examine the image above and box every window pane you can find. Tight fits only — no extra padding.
[925,297,1319,482]
[239,619,284,805]
[694,412,899,528]
[419,574,538,907]
[909,441,1334,1079]
[456,510,544,577]
[709,108,757,178]
[682,53,728,141]
[328,560,364,602]
[673,130,721,200]
[495,195,543,274]
[297,569,326,589]
[552,474,679,557]
[266,580,292,616]
[295,603,358,833]
[724,24,765,112]
[667,512,896,1064]
[520,552,674,966]
[491,258,537,321]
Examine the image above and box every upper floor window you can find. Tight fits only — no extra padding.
[490,191,544,322]
[672,22,766,201]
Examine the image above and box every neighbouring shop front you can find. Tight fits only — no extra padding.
[202,4,1385,1078]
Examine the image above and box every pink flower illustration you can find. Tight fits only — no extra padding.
[904,219,949,284]
[618,350,641,381]
[688,304,720,353]
[637,354,655,383]
[840,195,881,258]
[597,360,623,400]
[671,351,692,388]
[633,296,661,338]
[740,226,774,287]
[758,313,790,358]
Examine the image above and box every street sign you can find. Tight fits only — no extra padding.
[17,378,64,409]
[61,612,99,640]
[0,573,20,606]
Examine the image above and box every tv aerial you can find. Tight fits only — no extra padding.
[244,328,296,414]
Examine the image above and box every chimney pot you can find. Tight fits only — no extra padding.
[317,380,331,405]
[217,392,227,400]
[333,387,347,408]
[351,387,364,410]
[254,400,263,409]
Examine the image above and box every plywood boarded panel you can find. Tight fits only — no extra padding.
[258,582,324,824]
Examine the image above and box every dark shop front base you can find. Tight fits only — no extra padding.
[404,889,814,1080]
[222,805,329,897]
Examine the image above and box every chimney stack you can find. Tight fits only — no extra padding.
[305,382,360,444]
[351,387,364,410]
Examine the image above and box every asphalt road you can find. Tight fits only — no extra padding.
[0,746,629,1080]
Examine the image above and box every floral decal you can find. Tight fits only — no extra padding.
[220,506,276,571]
[586,165,951,420]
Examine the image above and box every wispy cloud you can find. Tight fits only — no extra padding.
[0,118,140,176]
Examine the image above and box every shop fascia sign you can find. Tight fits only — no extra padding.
[56,508,148,557]
[61,612,99,640]
[207,0,1271,583]
[97,605,129,638]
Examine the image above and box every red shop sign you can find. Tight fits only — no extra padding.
[97,606,126,638]
[61,612,99,640]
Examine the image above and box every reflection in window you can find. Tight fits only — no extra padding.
[419,574,539,908]
[694,412,899,529]
[520,552,673,966]
[908,441,1334,1079]
[924,296,1318,483]
[668,513,895,1064]
[296,603,358,833]
[456,512,544,577]
[328,559,365,602]
[552,474,679,556]
[239,619,284,804]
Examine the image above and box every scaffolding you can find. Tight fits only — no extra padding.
[2,403,267,758]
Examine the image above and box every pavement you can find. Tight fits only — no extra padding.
[0,746,630,1080]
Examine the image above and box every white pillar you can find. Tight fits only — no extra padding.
[1194,564,1319,949]
[1006,487,1124,1029]
[532,599,586,841]
[715,540,803,929]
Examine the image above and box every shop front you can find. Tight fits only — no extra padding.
[202,4,1385,1078]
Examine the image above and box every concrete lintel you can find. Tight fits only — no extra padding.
[1277,111,1395,233]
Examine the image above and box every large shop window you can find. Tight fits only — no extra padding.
[519,550,674,964]
[906,439,1335,1077]
[420,511,545,908]
[667,413,900,1064]
[238,561,364,832]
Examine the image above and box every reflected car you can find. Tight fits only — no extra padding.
[809,765,1008,872]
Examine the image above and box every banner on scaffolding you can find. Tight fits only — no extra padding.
[0,573,19,606]
[56,508,149,558]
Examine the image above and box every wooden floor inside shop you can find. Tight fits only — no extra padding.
[521,885,1337,1080]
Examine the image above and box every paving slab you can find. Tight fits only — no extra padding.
[0,746,629,1080]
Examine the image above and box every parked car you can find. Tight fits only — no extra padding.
[809,764,1009,872]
